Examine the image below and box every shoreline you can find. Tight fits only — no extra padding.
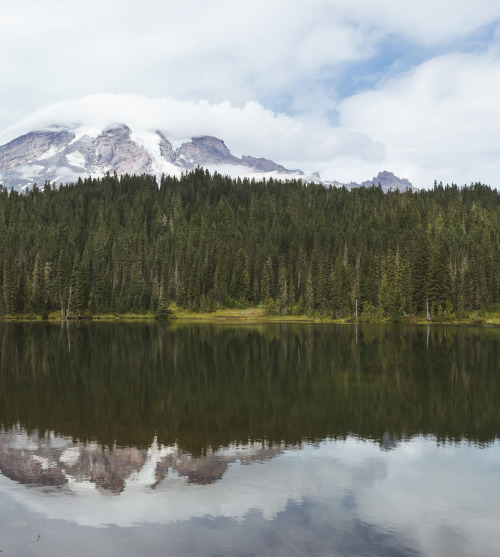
[1,307,499,326]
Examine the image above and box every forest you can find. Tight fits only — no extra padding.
[0,169,499,320]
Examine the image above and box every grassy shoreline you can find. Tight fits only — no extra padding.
[1,306,499,325]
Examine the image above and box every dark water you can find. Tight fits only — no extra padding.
[0,321,499,556]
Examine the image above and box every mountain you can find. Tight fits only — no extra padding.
[359,170,415,191]
[325,171,417,192]
[0,124,311,191]
[0,123,416,191]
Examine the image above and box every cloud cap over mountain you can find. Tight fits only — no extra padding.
[0,94,385,185]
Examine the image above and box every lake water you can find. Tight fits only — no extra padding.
[0,321,499,556]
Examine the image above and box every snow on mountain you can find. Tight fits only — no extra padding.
[0,123,416,192]
[0,124,315,191]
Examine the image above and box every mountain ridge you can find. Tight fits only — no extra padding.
[0,123,416,191]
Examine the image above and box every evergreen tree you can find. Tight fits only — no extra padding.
[0,172,497,319]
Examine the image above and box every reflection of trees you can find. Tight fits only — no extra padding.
[0,322,498,452]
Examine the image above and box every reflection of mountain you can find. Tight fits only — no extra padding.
[0,427,283,493]
[379,432,406,451]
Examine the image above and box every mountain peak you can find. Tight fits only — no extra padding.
[325,170,416,192]
[177,135,241,166]
[361,170,414,191]
[0,125,317,190]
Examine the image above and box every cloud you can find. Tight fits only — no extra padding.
[337,50,500,186]
[0,93,385,176]
[0,0,375,119]
[341,0,500,45]
[2,1,500,127]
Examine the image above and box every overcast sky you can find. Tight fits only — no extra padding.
[2,0,500,188]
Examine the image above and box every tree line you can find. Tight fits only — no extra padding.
[0,169,498,319]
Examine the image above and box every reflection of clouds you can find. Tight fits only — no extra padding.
[0,432,499,557]
[0,447,294,527]
[0,431,388,528]
[355,438,500,557]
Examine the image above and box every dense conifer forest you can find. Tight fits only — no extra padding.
[0,169,499,320]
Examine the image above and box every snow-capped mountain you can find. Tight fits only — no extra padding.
[0,124,313,191]
[0,123,416,192]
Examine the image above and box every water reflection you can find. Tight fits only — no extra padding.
[0,322,499,450]
[0,322,499,556]
[0,426,282,492]
[0,426,499,557]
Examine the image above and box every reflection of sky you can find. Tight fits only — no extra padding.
[0,436,499,557]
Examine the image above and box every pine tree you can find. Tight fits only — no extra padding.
[157,268,171,319]
[278,259,288,315]
[305,269,314,314]
[261,257,273,302]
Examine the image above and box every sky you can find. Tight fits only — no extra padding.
[1,0,500,188]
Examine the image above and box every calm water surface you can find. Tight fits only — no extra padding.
[0,321,499,556]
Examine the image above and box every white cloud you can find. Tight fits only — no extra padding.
[0,93,384,177]
[2,1,500,129]
[0,0,374,121]
[337,50,500,187]
[341,0,500,44]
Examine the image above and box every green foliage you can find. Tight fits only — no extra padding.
[264,297,280,316]
[360,301,379,322]
[0,171,498,320]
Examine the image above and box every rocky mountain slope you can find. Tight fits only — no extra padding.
[0,123,416,191]
[325,170,416,192]
[0,124,309,191]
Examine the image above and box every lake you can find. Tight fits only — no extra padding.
[0,321,499,556]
